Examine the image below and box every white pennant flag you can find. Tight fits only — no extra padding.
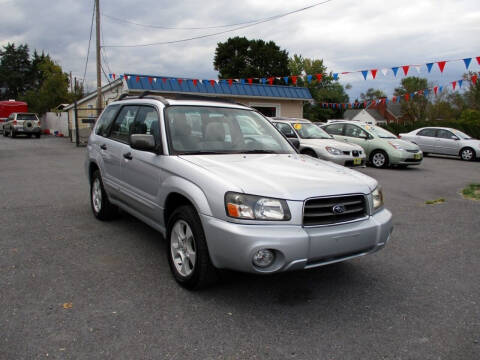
[415,66,421,73]
[381,68,389,76]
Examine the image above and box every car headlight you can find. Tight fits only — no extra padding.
[372,186,384,211]
[388,141,405,151]
[325,146,343,155]
[225,192,291,221]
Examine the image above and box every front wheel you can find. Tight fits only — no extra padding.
[302,149,318,158]
[460,147,475,161]
[370,150,389,168]
[167,205,217,290]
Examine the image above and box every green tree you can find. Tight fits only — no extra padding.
[288,54,349,121]
[213,37,290,79]
[22,57,71,114]
[394,77,430,122]
[360,88,386,101]
[0,43,31,99]
[462,71,480,111]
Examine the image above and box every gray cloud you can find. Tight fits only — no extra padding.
[0,0,479,99]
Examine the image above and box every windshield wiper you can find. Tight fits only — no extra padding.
[237,150,278,154]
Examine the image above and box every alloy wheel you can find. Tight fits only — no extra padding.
[461,149,473,161]
[170,220,197,277]
[92,178,102,213]
[372,153,386,167]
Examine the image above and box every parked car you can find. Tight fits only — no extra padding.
[86,94,393,289]
[3,113,41,138]
[399,127,479,161]
[322,121,423,168]
[270,117,366,167]
[0,100,28,134]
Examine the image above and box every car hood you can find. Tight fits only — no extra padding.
[384,138,420,150]
[300,138,363,151]
[179,154,377,201]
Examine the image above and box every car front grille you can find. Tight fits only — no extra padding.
[406,149,419,153]
[352,150,360,157]
[303,194,368,226]
[342,151,350,155]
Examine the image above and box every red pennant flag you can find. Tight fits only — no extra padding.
[471,74,478,85]
[381,98,386,104]
[371,69,378,79]
[267,77,274,85]
[476,57,480,65]
[404,93,410,101]
[162,78,167,83]
[148,77,153,84]
[193,79,198,86]
[177,79,183,85]
[112,74,116,80]
[452,81,456,90]
[392,96,397,103]
[135,76,140,82]
[227,79,233,86]
[363,101,367,108]
[291,75,298,85]
[437,61,447,73]
[315,74,323,82]
[402,66,410,76]
[124,75,129,81]
[417,90,423,96]
[433,86,438,95]
[247,78,253,85]
[210,79,216,87]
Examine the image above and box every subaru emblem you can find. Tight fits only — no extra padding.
[332,204,346,214]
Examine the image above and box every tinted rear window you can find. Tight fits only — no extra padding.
[17,114,38,120]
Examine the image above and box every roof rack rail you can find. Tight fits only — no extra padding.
[116,91,169,106]
[165,93,237,104]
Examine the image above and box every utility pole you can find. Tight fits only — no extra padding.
[95,0,102,116]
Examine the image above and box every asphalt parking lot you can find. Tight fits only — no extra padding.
[1,135,479,360]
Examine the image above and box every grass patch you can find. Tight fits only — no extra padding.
[425,198,446,205]
[462,184,480,201]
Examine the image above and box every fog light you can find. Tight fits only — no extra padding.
[252,249,275,268]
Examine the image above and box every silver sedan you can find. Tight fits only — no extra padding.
[399,127,479,161]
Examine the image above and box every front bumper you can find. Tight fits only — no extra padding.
[322,153,367,167]
[390,150,423,165]
[201,208,393,273]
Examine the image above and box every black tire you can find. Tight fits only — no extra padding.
[459,147,475,161]
[35,133,41,139]
[166,205,217,290]
[370,150,389,168]
[90,170,119,220]
[11,129,16,138]
[423,152,429,157]
[2,130,7,137]
[27,134,32,138]
[302,149,318,158]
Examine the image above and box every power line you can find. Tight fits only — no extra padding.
[102,0,335,48]
[82,0,96,86]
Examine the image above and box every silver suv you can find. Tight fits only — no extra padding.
[86,93,393,289]
[3,113,41,138]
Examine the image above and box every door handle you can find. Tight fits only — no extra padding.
[123,152,133,160]
[100,144,107,150]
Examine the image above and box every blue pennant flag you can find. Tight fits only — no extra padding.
[361,70,368,80]
[439,86,443,93]
[108,73,113,79]
[333,73,339,80]
[423,89,429,97]
[426,63,434,73]
[458,80,463,88]
[202,80,209,85]
[385,98,389,104]
[283,76,289,84]
[410,92,415,99]
[119,75,124,79]
[260,78,266,84]
[306,75,312,83]
[240,79,245,85]
[463,58,472,70]
[392,67,399,77]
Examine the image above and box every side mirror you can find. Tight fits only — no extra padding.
[451,136,459,140]
[130,134,157,152]
[288,138,301,150]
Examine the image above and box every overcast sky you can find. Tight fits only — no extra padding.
[1,0,479,100]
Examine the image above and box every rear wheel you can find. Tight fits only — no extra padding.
[460,147,475,161]
[35,133,41,139]
[2,130,7,137]
[27,134,32,138]
[167,205,217,290]
[90,170,118,220]
[370,150,389,168]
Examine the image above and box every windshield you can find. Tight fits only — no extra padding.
[165,106,296,155]
[453,130,472,139]
[361,124,397,139]
[17,113,38,121]
[293,123,332,139]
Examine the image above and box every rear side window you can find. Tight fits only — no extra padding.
[17,114,38,121]
[95,105,119,137]
[110,106,139,143]
[274,122,297,138]
[344,124,368,138]
[324,123,344,135]
[131,106,160,142]
[417,128,436,137]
